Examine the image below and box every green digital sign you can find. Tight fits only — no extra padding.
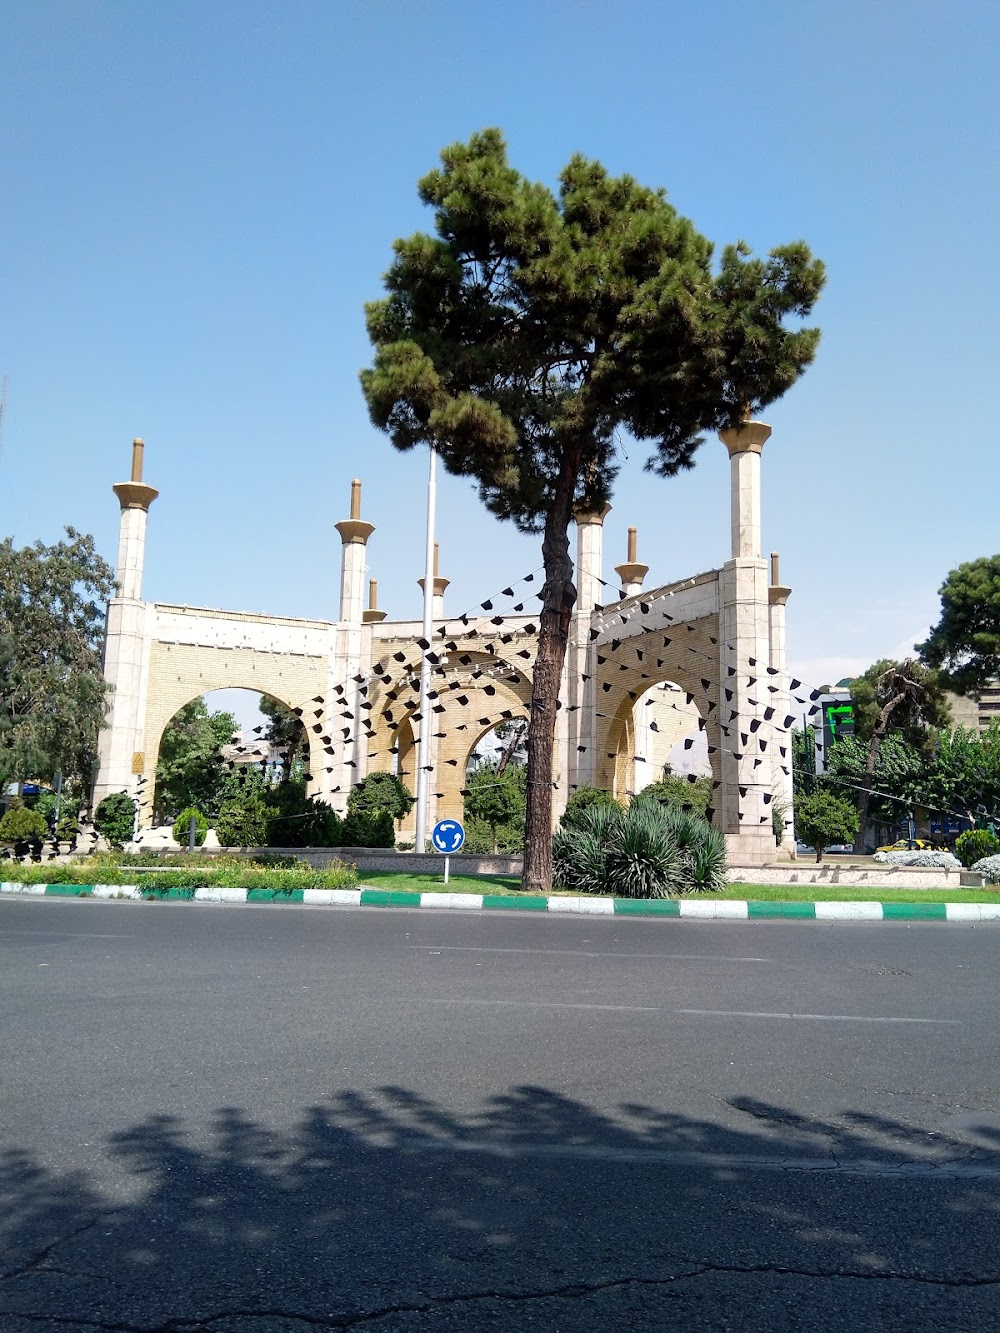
[823,702,855,750]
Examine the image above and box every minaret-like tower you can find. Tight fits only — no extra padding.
[563,502,611,804]
[417,543,449,620]
[335,479,375,624]
[92,439,159,816]
[768,551,795,855]
[717,421,776,862]
[327,480,377,807]
[363,579,387,624]
[614,526,649,598]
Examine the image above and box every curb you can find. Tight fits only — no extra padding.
[3,882,1000,921]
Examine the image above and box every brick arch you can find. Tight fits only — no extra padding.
[139,646,326,826]
[366,648,534,835]
[597,679,718,804]
[592,620,722,813]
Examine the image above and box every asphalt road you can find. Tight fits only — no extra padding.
[2,898,999,1331]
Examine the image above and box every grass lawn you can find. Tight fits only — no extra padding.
[356,869,1000,905]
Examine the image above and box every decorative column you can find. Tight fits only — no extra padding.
[335,479,374,624]
[330,480,376,806]
[93,439,158,820]
[417,543,449,620]
[768,552,795,856]
[614,526,649,598]
[363,579,387,624]
[565,502,611,801]
[717,422,775,865]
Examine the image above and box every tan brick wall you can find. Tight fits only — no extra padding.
[365,638,537,834]
[141,641,328,823]
[594,613,722,800]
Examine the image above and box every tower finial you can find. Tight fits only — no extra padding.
[131,438,144,483]
[350,479,362,519]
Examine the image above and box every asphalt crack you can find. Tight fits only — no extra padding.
[2,1260,999,1330]
[0,1218,101,1285]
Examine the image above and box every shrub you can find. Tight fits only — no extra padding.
[971,854,1000,884]
[94,792,137,851]
[215,794,270,848]
[0,806,49,846]
[872,850,960,868]
[172,807,208,848]
[264,781,343,847]
[955,829,1000,868]
[637,772,712,818]
[462,814,524,855]
[346,772,414,822]
[604,802,680,898]
[552,798,726,897]
[341,808,395,847]
[560,786,621,830]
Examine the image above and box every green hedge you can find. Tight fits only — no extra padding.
[0,857,359,890]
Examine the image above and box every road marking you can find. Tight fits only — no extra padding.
[409,945,771,962]
[677,1009,960,1025]
[421,999,660,1012]
[0,930,127,939]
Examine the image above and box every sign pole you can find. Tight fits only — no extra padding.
[444,856,450,885]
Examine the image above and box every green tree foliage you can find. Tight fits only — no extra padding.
[923,721,1000,827]
[828,719,1000,839]
[265,779,343,848]
[464,761,526,853]
[560,786,622,830]
[918,556,1000,695]
[361,128,825,893]
[0,805,48,846]
[955,828,1000,869]
[346,771,415,823]
[341,808,395,848]
[793,789,859,863]
[848,659,950,753]
[637,769,712,817]
[0,529,115,793]
[826,733,927,832]
[215,793,271,848]
[94,792,136,851]
[172,806,208,848]
[259,696,308,783]
[154,699,238,823]
[842,659,950,849]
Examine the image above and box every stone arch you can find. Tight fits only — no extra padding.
[597,677,718,804]
[365,647,534,836]
[139,658,325,828]
[590,613,723,816]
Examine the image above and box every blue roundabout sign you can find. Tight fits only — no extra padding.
[431,819,465,854]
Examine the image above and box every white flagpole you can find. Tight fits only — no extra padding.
[414,445,437,852]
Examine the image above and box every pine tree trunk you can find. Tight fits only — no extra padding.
[522,474,577,895]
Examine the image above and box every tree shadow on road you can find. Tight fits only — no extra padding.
[2,1086,999,1331]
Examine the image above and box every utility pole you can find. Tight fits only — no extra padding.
[413,447,438,853]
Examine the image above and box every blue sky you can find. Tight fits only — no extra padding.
[3,0,999,725]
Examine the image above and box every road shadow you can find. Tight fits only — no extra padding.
[2,1086,999,1330]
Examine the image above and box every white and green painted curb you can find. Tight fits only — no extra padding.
[3,881,1000,921]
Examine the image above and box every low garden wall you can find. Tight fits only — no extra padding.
[246,847,525,876]
[731,863,969,889]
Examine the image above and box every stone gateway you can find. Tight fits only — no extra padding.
[94,427,795,863]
